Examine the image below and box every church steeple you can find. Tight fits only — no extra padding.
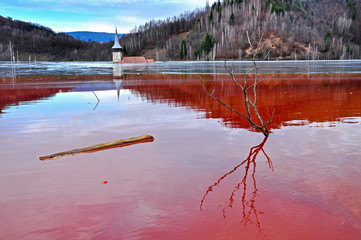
[112,27,122,49]
[112,27,122,63]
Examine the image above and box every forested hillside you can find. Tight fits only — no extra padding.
[0,16,112,61]
[1,0,359,62]
[120,0,361,60]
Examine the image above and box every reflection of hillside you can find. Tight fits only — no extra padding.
[1,73,360,130]
[0,88,65,114]
[0,75,114,115]
[121,73,361,131]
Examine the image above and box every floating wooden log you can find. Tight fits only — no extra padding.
[39,135,154,161]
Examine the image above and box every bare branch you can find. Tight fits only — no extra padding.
[244,49,271,92]
[244,66,257,89]
[201,32,275,137]
[246,79,266,92]
[265,109,276,126]
[92,91,100,111]
[263,49,272,62]
[92,91,100,102]
[255,32,264,57]
[246,31,253,51]
[225,61,244,91]
[250,33,266,108]
[200,77,250,121]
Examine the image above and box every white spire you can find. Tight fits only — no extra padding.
[112,27,122,49]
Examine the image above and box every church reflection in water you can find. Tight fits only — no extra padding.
[112,63,123,100]
[200,137,273,235]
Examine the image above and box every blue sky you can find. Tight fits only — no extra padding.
[1,0,216,33]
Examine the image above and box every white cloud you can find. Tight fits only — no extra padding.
[52,22,113,33]
[52,19,135,33]
[30,0,215,9]
[5,0,217,33]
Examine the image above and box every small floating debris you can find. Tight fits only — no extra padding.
[39,135,154,161]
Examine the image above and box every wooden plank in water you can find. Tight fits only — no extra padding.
[39,135,154,161]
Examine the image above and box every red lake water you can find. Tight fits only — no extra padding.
[0,70,361,239]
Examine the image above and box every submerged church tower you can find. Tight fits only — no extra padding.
[112,27,122,63]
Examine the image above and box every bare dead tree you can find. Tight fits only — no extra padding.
[201,31,274,136]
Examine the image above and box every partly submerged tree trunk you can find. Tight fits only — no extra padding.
[39,135,154,161]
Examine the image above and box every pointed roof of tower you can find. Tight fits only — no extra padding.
[112,27,122,49]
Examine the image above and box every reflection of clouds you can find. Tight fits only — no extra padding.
[1,89,201,137]
[1,91,126,135]
[283,117,361,128]
[135,199,169,227]
[283,120,310,126]
[339,117,361,124]
[269,124,361,229]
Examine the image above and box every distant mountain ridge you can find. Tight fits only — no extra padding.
[65,31,124,42]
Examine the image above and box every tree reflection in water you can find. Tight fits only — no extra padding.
[200,137,273,234]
